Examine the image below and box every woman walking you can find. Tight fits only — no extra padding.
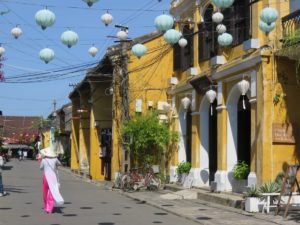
[40,147,64,214]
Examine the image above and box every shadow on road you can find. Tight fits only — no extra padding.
[2,165,13,170]
[5,185,27,193]
[98,223,115,225]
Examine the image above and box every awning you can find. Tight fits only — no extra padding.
[189,75,215,94]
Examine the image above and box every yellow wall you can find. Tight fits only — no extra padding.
[42,130,50,149]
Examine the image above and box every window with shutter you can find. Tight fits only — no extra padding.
[173,43,181,71]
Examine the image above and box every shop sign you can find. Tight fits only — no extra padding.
[272,123,296,144]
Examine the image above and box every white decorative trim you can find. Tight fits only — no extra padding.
[217,81,223,106]
[249,98,257,103]
[250,70,257,98]
[187,67,198,76]
[243,39,260,52]
[211,55,226,66]
[212,54,261,80]
[191,90,196,111]
[216,105,226,111]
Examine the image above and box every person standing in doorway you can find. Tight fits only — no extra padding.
[40,147,64,214]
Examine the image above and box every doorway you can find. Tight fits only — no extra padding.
[209,100,218,183]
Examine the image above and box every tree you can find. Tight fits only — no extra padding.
[122,111,178,168]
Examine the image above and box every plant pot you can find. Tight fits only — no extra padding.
[232,179,247,193]
[178,173,188,184]
[245,197,259,212]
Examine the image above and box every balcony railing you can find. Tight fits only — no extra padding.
[282,9,300,47]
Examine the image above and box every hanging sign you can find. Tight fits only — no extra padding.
[272,123,297,144]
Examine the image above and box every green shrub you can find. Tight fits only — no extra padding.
[244,186,261,198]
[259,181,281,193]
[176,161,191,174]
[233,161,249,180]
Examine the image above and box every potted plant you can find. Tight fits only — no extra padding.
[244,186,261,212]
[232,161,249,193]
[176,161,191,184]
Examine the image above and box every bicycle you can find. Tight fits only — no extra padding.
[121,168,143,191]
[144,166,162,191]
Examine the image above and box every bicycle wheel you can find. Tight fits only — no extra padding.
[147,175,161,191]
[113,175,122,189]
[121,174,133,191]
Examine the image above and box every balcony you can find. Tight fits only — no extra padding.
[277,9,300,60]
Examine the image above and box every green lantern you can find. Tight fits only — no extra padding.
[35,8,55,30]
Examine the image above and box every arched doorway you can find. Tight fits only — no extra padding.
[178,106,192,163]
[226,83,251,189]
[209,100,218,183]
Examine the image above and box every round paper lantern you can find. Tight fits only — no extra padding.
[163,29,182,45]
[260,7,278,25]
[212,0,234,8]
[181,97,191,110]
[259,21,275,33]
[88,46,98,57]
[163,103,171,112]
[178,38,188,48]
[218,32,233,47]
[237,79,250,110]
[101,12,113,26]
[131,43,147,58]
[154,14,174,32]
[216,24,226,34]
[11,26,22,39]
[212,12,224,23]
[35,8,55,30]
[39,48,54,64]
[0,46,5,56]
[83,0,99,7]
[61,30,79,48]
[206,89,217,115]
[117,30,128,41]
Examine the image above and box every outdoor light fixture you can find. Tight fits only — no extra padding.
[163,102,171,112]
[35,8,56,30]
[11,25,22,39]
[237,79,250,110]
[0,46,5,56]
[205,89,217,116]
[131,43,147,58]
[259,21,275,34]
[82,0,100,7]
[163,29,182,45]
[260,7,278,25]
[88,46,98,57]
[212,12,224,23]
[39,48,55,64]
[101,11,113,26]
[178,38,188,48]
[61,30,79,48]
[116,30,128,41]
[218,32,233,47]
[212,0,234,9]
[216,24,226,34]
[181,97,191,110]
[154,14,174,32]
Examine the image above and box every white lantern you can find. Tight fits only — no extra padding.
[88,46,98,57]
[101,12,113,26]
[35,8,56,30]
[131,43,147,58]
[83,0,99,7]
[178,38,188,48]
[39,48,55,64]
[11,26,22,39]
[206,89,217,115]
[154,14,174,32]
[163,103,171,112]
[212,12,224,23]
[216,24,226,34]
[212,0,234,9]
[0,46,5,56]
[61,30,79,48]
[218,32,233,47]
[259,21,275,34]
[237,79,250,110]
[181,97,191,110]
[117,30,128,41]
[163,29,182,45]
[260,7,278,25]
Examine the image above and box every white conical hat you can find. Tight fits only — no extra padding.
[40,146,57,158]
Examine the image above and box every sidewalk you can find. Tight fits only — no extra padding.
[61,167,300,225]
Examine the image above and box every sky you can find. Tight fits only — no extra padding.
[0,0,170,118]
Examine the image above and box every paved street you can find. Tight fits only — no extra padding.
[1,159,299,225]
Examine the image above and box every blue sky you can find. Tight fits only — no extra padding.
[0,0,169,117]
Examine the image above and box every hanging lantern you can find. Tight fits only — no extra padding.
[131,43,147,58]
[88,46,98,57]
[11,25,22,39]
[163,103,171,112]
[163,29,182,45]
[101,11,113,26]
[61,30,79,48]
[117,30,128,41]
[39,48,54,64]
[154,14,174,32]
[181,97,191,110]
[212,12,224,23]
[218,32,233,47]
[0,46,5,56]
[178,38,188,48]
[212,0,234,9]
[35,8,55,30]
[216,24,226,34]
[260,7,278,25]
[259,21,275,34]
[206,89,217,116]
[82,0,99,7]
[237,79,250,110]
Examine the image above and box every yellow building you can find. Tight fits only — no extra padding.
[167,0,300,191]
[69,32,174,181]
